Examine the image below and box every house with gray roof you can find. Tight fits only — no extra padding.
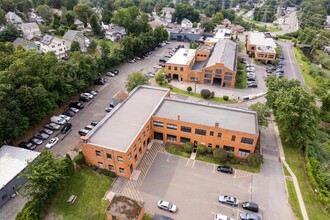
[5,12,22,25]
[102,23,126,42]
[13,37,40,52]
[20,22,41,40]
[63,30,89,52]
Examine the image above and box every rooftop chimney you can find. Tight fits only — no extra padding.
[177,115,180,121]
[215,122,219,128]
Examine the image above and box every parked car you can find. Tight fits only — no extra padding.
[61,123,72,134]
[94,77,106,85]
[128,59,135,63]
[34,133,49,140]
[30,137,43,145]
[81,92,94,100]
[147,72,155,78]
[159,59,167,63]
[239,212,262,220]
[135,56,142,60]
[40,128,53,135]
[242,202,259,212]
[153,214,173,220]
[78,129,89,136]
[85,125,95,131]
[91,121,98,126]
[19,142,37,150]
[247,77,256,81]
[247,81,258,88]
[165,54,172,58]
[113,69,119,75]
[63,110,75,117]
[105,106,114,112]
[59,114,70,121]
[217,166,233,174]
[215,213,234,220]
[266,69,273,73]
[247,67,255,72]
[87,90,98,96]
[246,64,254,68]
[240,57,247,64]
[218,195,239,206]
[44,123,56,130]
[157,200,177,213]
[45,137,59,149]
[51,116,66,125]
[277,55,284,60]
[278,60,285,65]
[154,65,162,69]
[69,107,79,113]
[69,101,84,109]
[106,72,115,77]
[47,123,60,130]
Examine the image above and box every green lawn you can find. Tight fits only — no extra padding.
[292,47,318,89]
[283,143,330,220]
[94,38,119,51]
[286,179,303,220]
[50,167,113,220]
[165,145,191,158]
[235,68,247,89]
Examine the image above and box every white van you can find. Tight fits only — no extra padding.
[51,116,66,125]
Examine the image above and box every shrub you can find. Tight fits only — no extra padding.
[247,153,263,167]
[229,157,241,164]
[100,169,116,178]
[73,151,85,165]
[187,86,192,93]
[210,91,215,98]
[197,144,206,154]
[207,147,213,154]
[183,142,193,153]
[236,78,241,83]
[200,89,211,99]
[155,72,165,85]
[223,95,229,101]
[91,165,99,171]
[213,148,228,162]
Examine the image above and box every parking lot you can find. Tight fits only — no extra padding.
[139,153,256,220]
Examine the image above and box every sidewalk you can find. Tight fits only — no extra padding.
[272,114,309,220]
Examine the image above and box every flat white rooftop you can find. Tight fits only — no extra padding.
[166,48,196,66]
[155,99,258,135]
[88,86,169,152]
[0,146,40,189]
[248,32,277,48]
[214,28,231,39]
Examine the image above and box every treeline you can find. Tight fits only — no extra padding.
[298,0,330,29]
[253,0,277,23]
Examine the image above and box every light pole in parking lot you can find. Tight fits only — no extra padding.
[194,72,198,94]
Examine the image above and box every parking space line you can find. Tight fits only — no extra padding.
[97,83,110,92]
[213,164,216,173]
[185,159,190,166]
[166,153,170,162]
[192,160,195,168]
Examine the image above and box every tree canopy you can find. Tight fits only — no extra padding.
[172,3,200,23]
[125,71,149,92]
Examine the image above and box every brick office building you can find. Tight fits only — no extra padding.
[246,32,277,63]
[165,39,238,88]
[80,86,259,178]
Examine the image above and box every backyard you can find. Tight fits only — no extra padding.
[49,167,113,220]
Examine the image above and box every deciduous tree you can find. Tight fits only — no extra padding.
[74,4,94,25]
[89,13,102,36]
[125,71,149,92]
[249,102,270,128]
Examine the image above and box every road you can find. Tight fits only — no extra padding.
[278,41,305,85]
[275,11,299,35]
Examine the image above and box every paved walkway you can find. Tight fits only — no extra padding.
[272,114,309,220]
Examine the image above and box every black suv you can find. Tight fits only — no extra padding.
[19,142,37,150]
[217,166,233,174]
[242,202,259,212]
[61,123,72,134]
[94,77,106,85]
[69,101,84,109]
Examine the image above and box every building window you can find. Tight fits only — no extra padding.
[216,69,222,75]
[51,45,55,48]
[205,74,212,78]
[167,124,177,130]
[142,132,145,138]
[153,121,163,127]
[180,67,183,71]
[216,145,220,148]
[258,54,264,58]
[224,81,231,87]
[190,77,197,81]
[180,137,190,143]
[217,133,222,138]
[195,128,206,136]
[117,156,123,163]
[225,72,232,76]
[168,66,171,70]
[268,55,274,58]
[167,134,177,142]
[119,168,125,174]
[224,76,232,81]
[138,138,141,145]
[133,145,137,152]
[128,153,132,160]
[231,135,236,141]
[98,162,104,168]
[241,137,254,145]
[210,131,214,136]
[106,153,112,160]
[238,149,250,156]
[208,143,212,148]
[146,126,149,132]
[205,69,212,73]
[224,145,235,152]
[204,79,211,83]
[174,66,177,71]
[95,150,101,157]
[181,126,191,133]
[59,48,63,51]
[134,155,137,163]
[58,43,61,46]
[139,147,142,155]
[108,165,114,171]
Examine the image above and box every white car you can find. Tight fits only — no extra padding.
[45,137,59,149]
[157,200,177,213]
[81,92,94,100]
[87,90,98,96]
[154,65,162,69]
[106,72,115,77]
[49,123,61,130]
[59,114,70,121]
[214,213,234,220]
[219,195,239,206]
[69,107,79,113]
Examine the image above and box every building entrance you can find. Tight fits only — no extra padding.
[154,132,163,141]
[213,77,222,86]
[173,74,179,80]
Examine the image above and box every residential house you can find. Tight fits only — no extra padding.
[223,18,231,27]
[149,18,167,30]
[63,30,89,52]
[199,15,211,24]
[38,34,67,59]
[13,37,40,51]
[161,7,175,23]
[80,85,258,178]
[0,146,40,208]
[20,22,42,40]
[214,28,231,39]
[181,18,193,29]
[165,39,238,88]
[102,23,126,42]
[74,19,85,30]
[246,32,277,63]
[5,12,23,25]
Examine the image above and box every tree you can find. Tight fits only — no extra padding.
[36,4,53,24]
[274,86,320,147]
[200,89,211,99]
[139,0,154,13]
[155,72,165,85]
[249,102,270,127]
[125,71,149,92]
[74,4,94,25]
[89,13,102,36]
[88,39,98,51]
[211,12,224,24]
[197,144,206,154]
[70,41,81,52]
[52,13,61,30]
[187,86,192,93]
[0,23,21,42]
[0,8,6,25]
[183,142,193,153]
[321,93,330,112]
[200,21,216,32]
[213,148,228,162]
[172,3,200,23]
[101,9,113,23]
[247,153,263,167]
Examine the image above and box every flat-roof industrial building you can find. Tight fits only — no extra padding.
[246,32,277,63]
[0,146,40,208]
[80,86,259,178]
